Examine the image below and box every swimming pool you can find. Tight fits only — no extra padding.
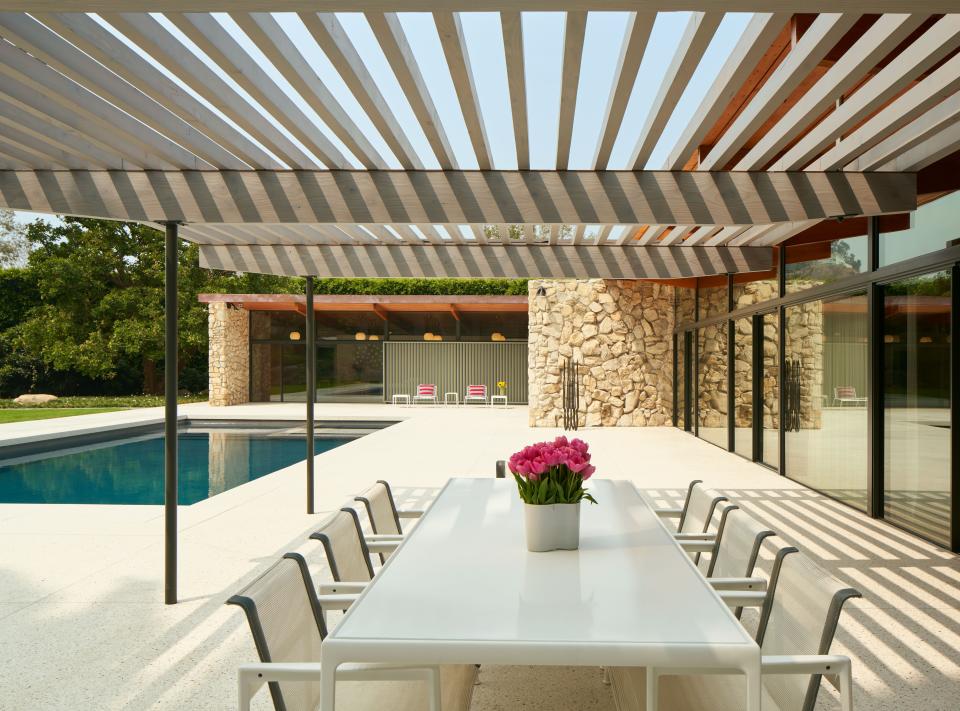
[0,424,353,505]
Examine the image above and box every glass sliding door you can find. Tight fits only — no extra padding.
[733,317,753,458]
[697,322,728,448]
[784,293,869,510]
[761,312,779,468]
[883,271,952,546]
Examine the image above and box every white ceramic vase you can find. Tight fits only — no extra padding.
[523,502,580,552]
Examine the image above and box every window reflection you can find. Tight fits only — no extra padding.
[733,318,753,458]
[697,324,728,449]
[786,236,867,294]
[884,271,951,545]
[784,293,869,510]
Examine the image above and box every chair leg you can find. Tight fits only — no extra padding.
[601,666,610,685]
[645,668,658,711]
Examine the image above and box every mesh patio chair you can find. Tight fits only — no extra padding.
[609,548,862,711]
[227,552,477,711]
[355,480,425,538]
[681,504,776,591]
[655,481,729,565]
[354,481,426,562]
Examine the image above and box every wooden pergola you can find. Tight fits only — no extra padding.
[1,1,957,603]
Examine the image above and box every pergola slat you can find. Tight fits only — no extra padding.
[879,114,960,171]
[36,12,282,170]
[105,12,318,168]
[634,224,666,245]
[0,169,916,225]
[500,11,529,170]
[593,12,654,170]
[0,95,125,169]
[847,91,960,171]
[199,243,774,279]
[232,12,391,169]
[367,12,459,169]
[735,13,927,170]
[167,12,352,169]
[812,52,960,171]
[433,12,493,169]
[0,34,208,170]
[0,13,247,170]
[0,72,166,169]
[556,10,587,170]
[299,12,424,169]
[658,225,695,246]
[773,15,960,170]
[665,12,788,170]
[629,12,722,169]
[699,13,859,170]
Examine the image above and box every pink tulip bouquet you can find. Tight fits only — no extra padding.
[508,436,598,505]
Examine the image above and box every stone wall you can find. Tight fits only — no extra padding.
[528,279,673,427]
[208,303,250,406]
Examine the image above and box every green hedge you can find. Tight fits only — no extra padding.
[308,278,528,296]
[0,394,206,409]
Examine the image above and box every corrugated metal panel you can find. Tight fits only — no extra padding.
[383,342,528,404]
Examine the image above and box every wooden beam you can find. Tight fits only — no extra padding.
[847,91,960,171]
[699,13,859,170]
[4,3,954,13]
[556,11,587,170]
[630,12,722,169]
[0,170,915,225]
[500,11,529,170]
[198,243,775,279]
[735,14,927,170]
[812,52,960,171]
[433,12,492,169]
[773,15,960,170]
[665,12,788,170]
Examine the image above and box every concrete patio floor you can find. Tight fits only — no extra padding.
[0,403,957,710]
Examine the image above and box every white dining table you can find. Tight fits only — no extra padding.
[320,478,760,710]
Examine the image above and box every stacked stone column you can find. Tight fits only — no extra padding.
[528,279,674,427]
[208,302,250,406]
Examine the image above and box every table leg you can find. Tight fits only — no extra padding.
[645,667,658,711]
[320,647,338,711]
[744,659,761,711]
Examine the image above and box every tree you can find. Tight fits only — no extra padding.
[0,209,28,267]
[7,217,298,394]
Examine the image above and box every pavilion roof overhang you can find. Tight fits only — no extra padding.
[198,292,530,313]
[0,6,957,278]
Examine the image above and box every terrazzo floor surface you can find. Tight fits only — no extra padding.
[1,402,957,710]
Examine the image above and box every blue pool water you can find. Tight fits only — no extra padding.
[0,430,348,505]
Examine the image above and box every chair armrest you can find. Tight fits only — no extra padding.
[398,509,424,519]
[655,507,683,519]
[717,590,767,608]
[709,577,767,591]
[677,539,716,553]
[316,593,360,610]
[319,581,367,595]
[366,538,401,554]
[674,532,716,541]
[762,655,853,710]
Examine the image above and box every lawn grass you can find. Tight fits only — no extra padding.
[0,408,127,424]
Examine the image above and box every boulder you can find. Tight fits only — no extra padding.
[14,394,58,405]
